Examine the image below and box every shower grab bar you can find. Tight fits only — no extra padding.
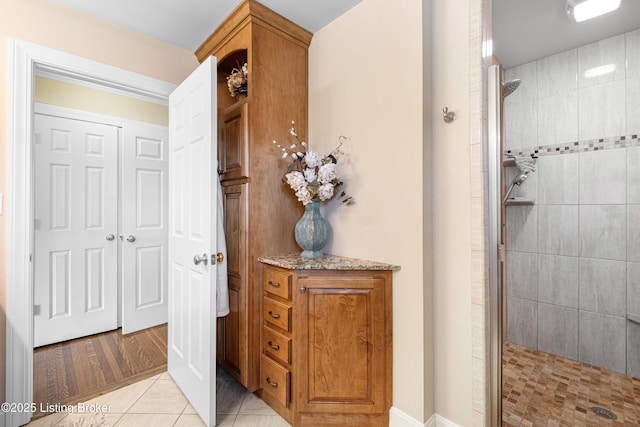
[627,315,640,326]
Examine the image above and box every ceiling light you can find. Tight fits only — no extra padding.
[567,0,622,22]
[584,64,616,78]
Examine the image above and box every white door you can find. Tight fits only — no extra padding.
[121,123,169,333]
[168,56,217,426]
[33,114,118,347]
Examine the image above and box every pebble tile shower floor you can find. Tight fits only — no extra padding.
[502,342,640,426]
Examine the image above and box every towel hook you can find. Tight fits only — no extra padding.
[442,107,457,123]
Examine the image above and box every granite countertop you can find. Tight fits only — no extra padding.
[258,254,401,271]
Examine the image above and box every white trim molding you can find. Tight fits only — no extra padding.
[390,407,462,427]
[433,414,463,427]
[5,37,175,427]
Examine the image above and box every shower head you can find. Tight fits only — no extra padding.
[511,172,528,186]
[503,171,530,203]
[503,79,521,98]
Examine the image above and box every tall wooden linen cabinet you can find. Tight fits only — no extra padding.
[194,0,311,391]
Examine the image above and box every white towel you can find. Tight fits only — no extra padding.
[216,174,229,317]
[514,155,536,174]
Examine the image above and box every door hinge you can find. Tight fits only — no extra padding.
[33,305,41,316]
[29,253,32,262]
[498,244,506,263]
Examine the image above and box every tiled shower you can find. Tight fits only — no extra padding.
[504,28,640,378]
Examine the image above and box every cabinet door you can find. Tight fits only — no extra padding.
[218,103,248,181]
[296,274,388,415]
[217,183,248,384]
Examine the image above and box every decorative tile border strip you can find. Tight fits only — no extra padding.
[504,134,640,159]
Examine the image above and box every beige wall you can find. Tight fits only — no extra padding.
[310,0,478,425]
[308,0,432,422]
[432,0,474,425]
[0,0,199,404]
[35,76,169,126]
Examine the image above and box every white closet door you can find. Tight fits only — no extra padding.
[168,56,217,427]
[121,123,169,334]
[33,114,118,347]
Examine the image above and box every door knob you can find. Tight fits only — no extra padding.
[126,235,136,242]
[216,252,224,263]
[106,234,115,241]
[193,253,208,266]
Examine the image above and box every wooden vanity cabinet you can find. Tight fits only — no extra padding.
[258,257,397,427]
[195,0,311,391]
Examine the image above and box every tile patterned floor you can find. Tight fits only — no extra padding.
[502,342,640,426]
[26,368,290,427]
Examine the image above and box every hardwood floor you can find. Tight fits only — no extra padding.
[33,324,167,419]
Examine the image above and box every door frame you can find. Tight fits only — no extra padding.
[6,38,176,427]
[487,64,504,426]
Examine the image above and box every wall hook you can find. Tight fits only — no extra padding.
[442,107,457,123]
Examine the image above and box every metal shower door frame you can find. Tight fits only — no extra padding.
[488,63,504,427]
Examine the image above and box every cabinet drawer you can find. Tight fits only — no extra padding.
[263,297,292,332]
[261,354,290,407]
[263,268,292,300]
[263,326,292,366]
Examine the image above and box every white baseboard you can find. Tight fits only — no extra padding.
[434,414,462,427]
[390,407,428,427]
[390,407,461,427]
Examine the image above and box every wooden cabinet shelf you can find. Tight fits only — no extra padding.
[258,255,398,427]
[196,0,310,391]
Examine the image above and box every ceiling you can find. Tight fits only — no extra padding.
[493,0,640,68]
[52,0,640,69]
[52,0,363,51]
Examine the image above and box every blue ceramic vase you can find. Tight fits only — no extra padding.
[294,202,330,258]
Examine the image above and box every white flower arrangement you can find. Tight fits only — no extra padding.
[226,63,248,97]
[272,121,354,206]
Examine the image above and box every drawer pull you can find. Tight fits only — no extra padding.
[268,341,280,350]
[268,280,281,288]
[266,377,278,388]
[268,311,280,319]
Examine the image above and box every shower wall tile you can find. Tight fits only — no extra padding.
[578,80,626,141]
[537,91,578,146]
[578,311,626,375]
[506,251,538,301]
[579,148,626,205]
[505,100,538,151]
[538,254,579,308]
[627,262,640,316]
[628,322,640,378]
[579,205,626,261]
[537,49,578,98]
[578,34,626,89]
[537,303,578,360]
[504,27,640,370]
[538,205,579,256]
[627,147,640,204]
[626,29,640,78]
[507,297,538,349]
[506,205,538,253]
[537,154,579,205]
[627,205,640,262]
[626,77,640,136]
[505,61,537,105]
[579,258,626,317]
